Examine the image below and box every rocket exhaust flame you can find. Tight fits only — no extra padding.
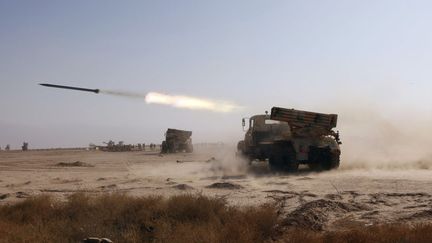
[144,92,239,113]
[99,90,239,112]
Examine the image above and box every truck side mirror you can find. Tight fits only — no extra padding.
[242,118,245,127]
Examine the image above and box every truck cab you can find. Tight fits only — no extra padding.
[239,114,291,161]
[245,114,291,144]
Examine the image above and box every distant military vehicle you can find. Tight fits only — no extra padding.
[237,107,341,171]
[101,140,133,152]
[22,142,28,151]
[161,128,193,153]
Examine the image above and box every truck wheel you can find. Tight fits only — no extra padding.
[270,143,298,172]
[322,151,340,170]
[237,141,245,152]
[236,141,248,157]
[269,155,283,171]
[236,141,252,162]
[308,163,321,171]
[161,141,167,153]
[285,159,299,172]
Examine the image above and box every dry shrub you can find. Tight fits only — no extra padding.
[280,224,432,243]
[2,194,432,243]
[0,195,57,223]
[0,193,277,243]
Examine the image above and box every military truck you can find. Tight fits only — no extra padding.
[22,142,28,151]
[161,128,193,153]
[237,107,341,171]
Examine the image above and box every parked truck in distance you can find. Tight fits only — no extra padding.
[161,128,193,153]
[237,107,341,172]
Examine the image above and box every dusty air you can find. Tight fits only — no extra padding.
[2,2,432,242]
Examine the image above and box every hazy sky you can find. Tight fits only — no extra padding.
[1,1,431,149]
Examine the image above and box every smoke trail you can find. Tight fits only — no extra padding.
[99,90,146,99]
[99,90,240,113]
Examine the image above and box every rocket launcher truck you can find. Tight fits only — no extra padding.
[161,129,193,153]
[237,107,341,172]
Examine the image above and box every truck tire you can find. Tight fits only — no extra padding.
[269,142,298,172]
[269,154,283,171]
[237,141,245,153]
[321,151,340,170]
[309,148,340,171]
[161,141,168,153]
[236,141,252,163]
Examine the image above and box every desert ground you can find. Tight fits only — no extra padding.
[1,146,432,232]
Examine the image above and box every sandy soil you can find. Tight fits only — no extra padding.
[1,146,432,231]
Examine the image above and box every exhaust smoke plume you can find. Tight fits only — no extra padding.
[100,90,240,113]
[99,90,146,99]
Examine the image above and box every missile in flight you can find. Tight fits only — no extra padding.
[38,82,241,112]
[39,83,100,94]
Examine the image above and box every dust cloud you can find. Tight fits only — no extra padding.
[100,90,240,113]
[204,146,249,175]
[337,105,432,170]
[126,145,250,180]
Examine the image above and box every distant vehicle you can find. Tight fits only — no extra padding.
[161,128,193,153]
[237,107,341,171]
[22,142,28,151]
[100,140,133,152]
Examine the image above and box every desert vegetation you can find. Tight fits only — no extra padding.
[1,193,432,242]
[0,193,277,243]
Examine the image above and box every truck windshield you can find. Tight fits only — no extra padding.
[265,119,287,125]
